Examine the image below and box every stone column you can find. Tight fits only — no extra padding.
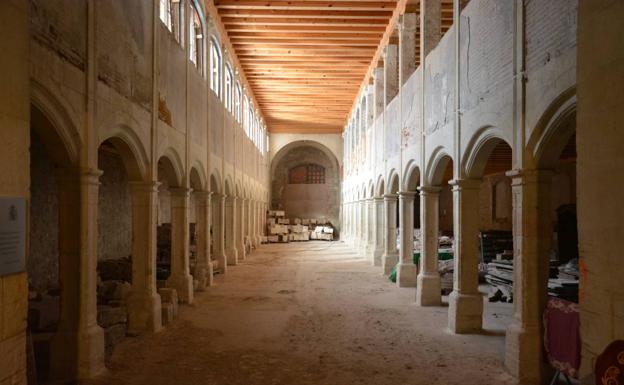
[399,13,418,86]
[126,181,163,333]
[416,186,442,306]
[448,179,483,333]
[371,67,384,119]
[194,191,213,290]
[167,188,194,304]
[366,198,375,261]
[212,194,227,273]
[396,191,418,287]
[382,194,400,275]
[384,44,399,106]
[253,200,260,247]
[224,195,238,265]
[50,169,105,381]
[359,199,366,255]
[345,202,353,243]
[420,0,442,58]
[236,197,246,260]
[505,170,553,382]
[372,197,385,266]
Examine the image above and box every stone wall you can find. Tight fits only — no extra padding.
[0,1,29,383]
[271,145,340,227]
[97,149,132,261]
[577,0,624,379]
[28,131,59,292]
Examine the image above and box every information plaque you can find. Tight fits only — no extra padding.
[0,197,26,277]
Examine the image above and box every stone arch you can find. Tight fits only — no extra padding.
[99,129,149,182]
[463,126,513,179]
[30,81,81,167]
[224,175,234,196]
[270,139,341,226]
[189,167,205,191]
[528,90,577,169]
[402,160,420,191]
[210,169,222,194]
[271,140,340,177]
[426,147,454,186]
[386,170,400,194]
[367,180,375,198]
[235,180,242,198]
[189,160,208,191]
[375,175,385,197]
[158,148,184,188]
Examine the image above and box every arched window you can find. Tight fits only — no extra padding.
[159,0,172,30]
[210,37,221,97]
[243,95,249,135]
[249,107,255,139]
[235,82,242,123]
[289,164,326,184]
[160,0,184,44]
[224,65,233,111]
[189,3,204,73]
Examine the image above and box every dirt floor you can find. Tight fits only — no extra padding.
[85,241,517,385]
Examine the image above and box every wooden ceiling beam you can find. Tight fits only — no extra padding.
[219,9,394,18]
[225,25,387,33]
[221,17,390,26]
[229,31,382,41]
[231,39,380,46]
[215,1,397,11]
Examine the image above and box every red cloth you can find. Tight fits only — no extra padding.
[543,297,581,378]
[595,340,624,385]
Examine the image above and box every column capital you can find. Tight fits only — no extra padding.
[418,185,442,195]
[383,193,399,200]
[169,187,192,197]
[398,190,418,198]
[56,167,103,185]
[193,190,213,200]
[505,168,554,185]
[129,181,161,194]
[448,178,481,190]
[399,12,418,32]
[382,43,398,59]
[373,196,384,203]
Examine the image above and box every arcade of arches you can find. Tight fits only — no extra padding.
[0,1,623,385]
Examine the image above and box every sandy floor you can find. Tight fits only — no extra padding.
[86,241,517,385]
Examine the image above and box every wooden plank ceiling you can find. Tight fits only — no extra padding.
[215,0,455,133]
[215,0,399,133]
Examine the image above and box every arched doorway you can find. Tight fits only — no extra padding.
[189,167,212,291]
[210,173,226,273]
[270,141,341,231]
[157,154,193,305]
[416,152,454,306]
[382,172,400,275]
[396,164,420,287]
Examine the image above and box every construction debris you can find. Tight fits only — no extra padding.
[265,211,335,243]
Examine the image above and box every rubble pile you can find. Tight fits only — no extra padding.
[548,258,579,302]
[485,259,514,303]
[264,210,335,243]
[96,258,133,362]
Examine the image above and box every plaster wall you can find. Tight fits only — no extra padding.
[29,132,60,292]
[269,133,343,167]
[271,146,340,227]
[97,150,132,261]
[577,0,624,377]
[0,2,29,384]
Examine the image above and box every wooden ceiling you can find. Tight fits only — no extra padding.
[214,0,456,133]
[215,0,399,133]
